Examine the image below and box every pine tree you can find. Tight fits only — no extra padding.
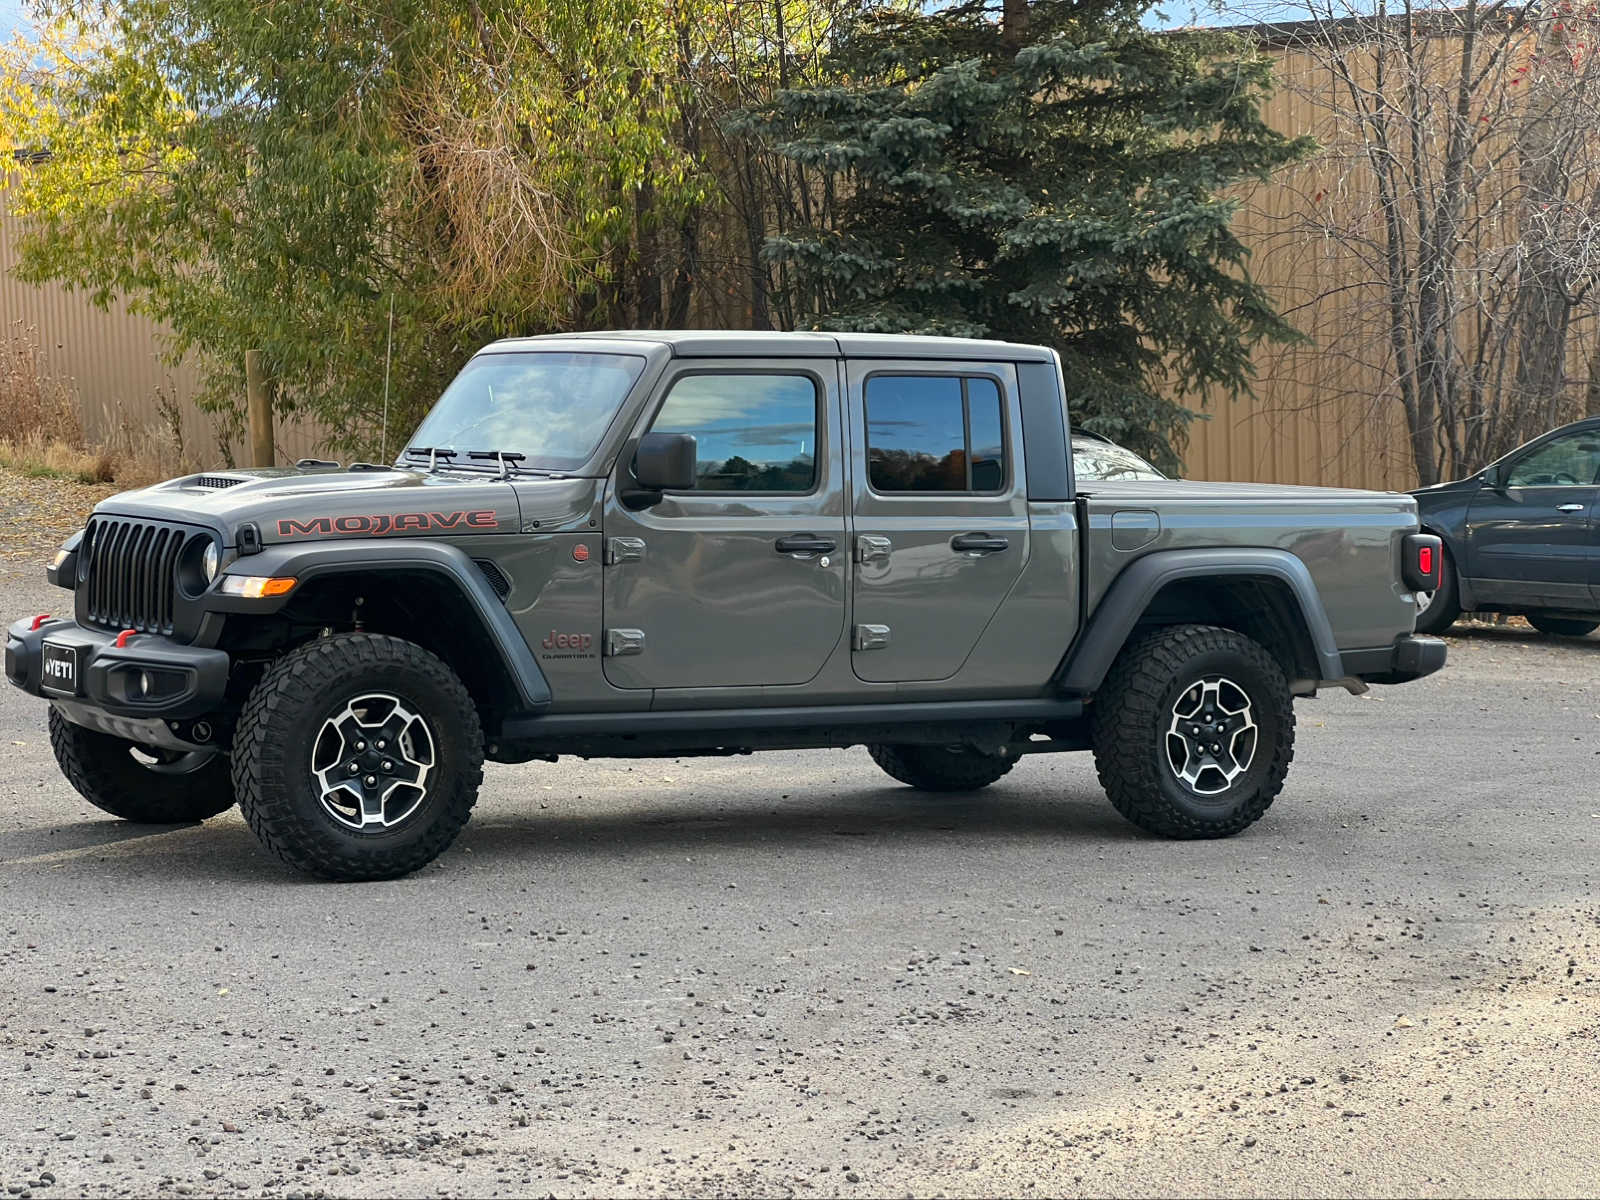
[749,0,1312,472]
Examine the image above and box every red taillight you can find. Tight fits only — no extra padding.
[1418,545,1434,578]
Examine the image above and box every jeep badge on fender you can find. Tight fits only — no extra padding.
[4,331,1445,881]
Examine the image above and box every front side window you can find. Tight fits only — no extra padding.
[408,352,647,472]
[865,375,1007,493]
[648,373,819,492]
[1505,430,1600,488]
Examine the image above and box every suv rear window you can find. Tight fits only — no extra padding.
[865,375,1006,493]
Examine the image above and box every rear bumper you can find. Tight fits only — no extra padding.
[5,617,230,721]
[1341,634,1448,685]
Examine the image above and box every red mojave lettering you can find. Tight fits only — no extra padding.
[276,510,498,538]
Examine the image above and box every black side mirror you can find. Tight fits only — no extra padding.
[635,432,697,490]
[622,433,697,509]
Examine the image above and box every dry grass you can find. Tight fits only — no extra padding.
[0,326,198,486]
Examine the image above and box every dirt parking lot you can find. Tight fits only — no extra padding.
[1,550,1597,1198]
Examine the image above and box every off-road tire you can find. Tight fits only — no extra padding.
[1527,613,1599,638]
[867,743,1016,792]
[48,707,235,823]
[1090,624,1294,839]
[232,633,483,882]
[1413,549,1461,635]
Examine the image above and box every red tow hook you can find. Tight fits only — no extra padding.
[28,614,52,631]
[113,629,139,649]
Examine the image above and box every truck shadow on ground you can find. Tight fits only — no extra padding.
[458,787,1145,862]
[0,787,1147,883]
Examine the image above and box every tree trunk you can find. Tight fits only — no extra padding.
[634,179,662,328]
[1002,0,1030,52]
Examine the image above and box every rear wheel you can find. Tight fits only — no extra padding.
[1090,625,1294,839]
[1527,613,1600,638]
[48,708,234,823]
[232,633,483,881]
[867,743,1016,792]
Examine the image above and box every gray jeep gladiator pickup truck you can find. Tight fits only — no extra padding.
[6,332,1446,880]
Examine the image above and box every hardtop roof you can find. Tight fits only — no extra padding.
[482,329,1056,363]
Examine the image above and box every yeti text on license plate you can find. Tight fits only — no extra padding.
[40,641,80,696]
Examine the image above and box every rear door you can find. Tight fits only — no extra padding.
[601,360,848,690]
[845,361,1029,683]
[1467,428,1600,608]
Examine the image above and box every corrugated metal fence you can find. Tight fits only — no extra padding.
[0,202,328,466]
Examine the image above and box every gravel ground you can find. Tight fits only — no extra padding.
[0,511,1597,1197]
[0,470,116,562]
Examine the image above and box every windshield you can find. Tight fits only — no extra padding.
[407,351,647,472]
[1073,439,1167,482]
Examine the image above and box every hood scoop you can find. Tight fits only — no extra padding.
[193,475,249,489]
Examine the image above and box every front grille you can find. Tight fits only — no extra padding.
[81,517,194,634]
[194,475,246,489]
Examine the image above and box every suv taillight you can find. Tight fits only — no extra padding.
[1402,532,1442,592]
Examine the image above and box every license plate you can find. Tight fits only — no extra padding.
[40,641,80,696]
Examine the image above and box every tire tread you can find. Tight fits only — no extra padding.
[1090,624,1294,839]
[231,633,483,881]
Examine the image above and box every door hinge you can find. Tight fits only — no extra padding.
[855,535,892,565]
[604,628,646,658]
[605,536,646,565]
[853,624,892,651]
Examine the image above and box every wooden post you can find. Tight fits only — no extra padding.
[245,349,274,468]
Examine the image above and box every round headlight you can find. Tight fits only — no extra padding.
[202,541,221,582]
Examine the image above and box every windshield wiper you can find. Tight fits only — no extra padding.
[403,445,459,474]
[468,449,531,479]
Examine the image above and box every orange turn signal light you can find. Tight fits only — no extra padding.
[219,575,298,599]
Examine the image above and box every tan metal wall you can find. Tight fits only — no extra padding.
[1179,48,1418,491]
[0,202,329,466]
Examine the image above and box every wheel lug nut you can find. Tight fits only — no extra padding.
[377,740,386,749]
[355,741,366,751]
[348,762,359,774]
[365,775,377,786]
[381,760,392,771]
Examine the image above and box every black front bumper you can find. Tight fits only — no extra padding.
[1342,634,1448,685]
[5,617,230,721]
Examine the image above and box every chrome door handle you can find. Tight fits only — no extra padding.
[950,532,1009,554]
[1556,503,1586,513]
[775,534,837,556]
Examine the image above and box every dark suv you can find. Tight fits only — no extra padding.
[1413,416,1600,637]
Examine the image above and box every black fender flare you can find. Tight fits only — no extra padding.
[210,540,552,712]
[1054,547,1345,695]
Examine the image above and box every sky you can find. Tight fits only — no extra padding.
[0,1,24,39]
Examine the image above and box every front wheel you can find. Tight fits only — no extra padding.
[48,708,235,823]
[1527,613,1599,638]
[231,633,484,881]
[1090,625,1294,839]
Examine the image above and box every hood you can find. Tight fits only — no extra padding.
[91,465,599,546]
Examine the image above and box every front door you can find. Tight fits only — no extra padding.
[602,361,848,690]
[845,362,1030,683]
[1468,428,1600,608]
